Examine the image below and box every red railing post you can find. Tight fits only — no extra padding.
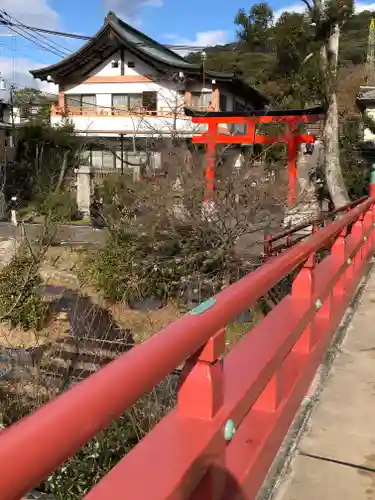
[291,253,316,353]
[363,205,373,258]
[253,370,284,412]
[178,328,225,419]
[371,204,375,249]
[286,232,293,248]
[369,164,375,248]
[331,228,347,299]
[352,212,365,272]
[370,164,375,198]
[178,328,226,499]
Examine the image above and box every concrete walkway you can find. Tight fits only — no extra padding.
[276,269,375,500]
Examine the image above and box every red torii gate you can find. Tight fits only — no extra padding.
[187,106,325,207]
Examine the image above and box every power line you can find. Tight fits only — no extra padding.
[0,11,69,58]
[0,16,222,53]
[2,22,66,58]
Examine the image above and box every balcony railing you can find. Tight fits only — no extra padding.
[51,105,188,118]
[51,105,218,118]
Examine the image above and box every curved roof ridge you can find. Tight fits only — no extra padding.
[30,11,195,80]
[106,11,189,64]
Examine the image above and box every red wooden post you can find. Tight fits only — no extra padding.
[254,370,284,412]
[352,213,365,272]
[204,119,218,202]
[363,206,373,258]
[331,228,347,299]
[264,234,271,259]
[178,328,226,499]
[292,253,316,353]
[286,231,293,247]
[286,136,298,208]
[369,164,375,248]
[246,117,256,142]
[370,164,375,198]
[178,328,225,419]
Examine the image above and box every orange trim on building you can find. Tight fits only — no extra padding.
[83,75,153,84]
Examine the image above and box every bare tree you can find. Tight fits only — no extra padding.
[303,0,354,208]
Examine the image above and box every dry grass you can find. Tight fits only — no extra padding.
[107,302,181,343]
[2,245,262,350]
[0,316,68,349]
[43,246,182,342]
[41,245,85,275]
[0,245,181,348]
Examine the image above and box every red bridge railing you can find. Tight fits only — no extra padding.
[1,194,375,499]
[264,196,368,258]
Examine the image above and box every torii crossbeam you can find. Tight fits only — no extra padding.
[185,106,325,207]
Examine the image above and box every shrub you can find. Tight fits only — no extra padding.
[85,155,286,307]
[86,223,242,306]
[41,375,178,499]
[0,248,49,330]
[38,190,81,222]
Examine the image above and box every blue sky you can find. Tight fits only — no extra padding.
[0,0,374,89]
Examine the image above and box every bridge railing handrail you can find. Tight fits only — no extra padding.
[0,196,374,500]
[264,196,368,254]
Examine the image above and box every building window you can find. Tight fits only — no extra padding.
[114,149,148,178]
[191,92,212,110]
[90,148,116,170]
[111,60,119,68]
[65,94,96,114]
[142,91,157,115]
[220,93,227,111]
[112,94,142,114]
[111,92,157,114]
[127,61,135,68]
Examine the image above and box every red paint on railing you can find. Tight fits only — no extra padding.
[263,196,368,258]
[1,194,375,499]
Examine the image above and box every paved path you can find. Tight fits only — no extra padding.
[0,222,106,246]
[0,239,18,267]
[276,269,375,500]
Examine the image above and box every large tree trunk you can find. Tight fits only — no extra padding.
[322,24,350,208]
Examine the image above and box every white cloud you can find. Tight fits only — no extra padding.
[164,30,229,56]
[162,33,179,40]
[0,0,60,29]
[0,57,58,93]
[356,1,375,11]
[102,0,163,25]
[274,0,375,19]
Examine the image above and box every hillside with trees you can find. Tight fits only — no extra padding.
[186,6,373,109]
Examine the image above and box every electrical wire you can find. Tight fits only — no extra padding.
[0,15,225,53]
[2,22,66,58]
[0,11,70,58]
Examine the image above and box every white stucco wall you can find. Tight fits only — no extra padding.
[90,50,157,78]
[51,114,205,136]
[57,51,241,137]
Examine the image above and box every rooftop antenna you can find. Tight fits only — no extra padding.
[366,18,375,85]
